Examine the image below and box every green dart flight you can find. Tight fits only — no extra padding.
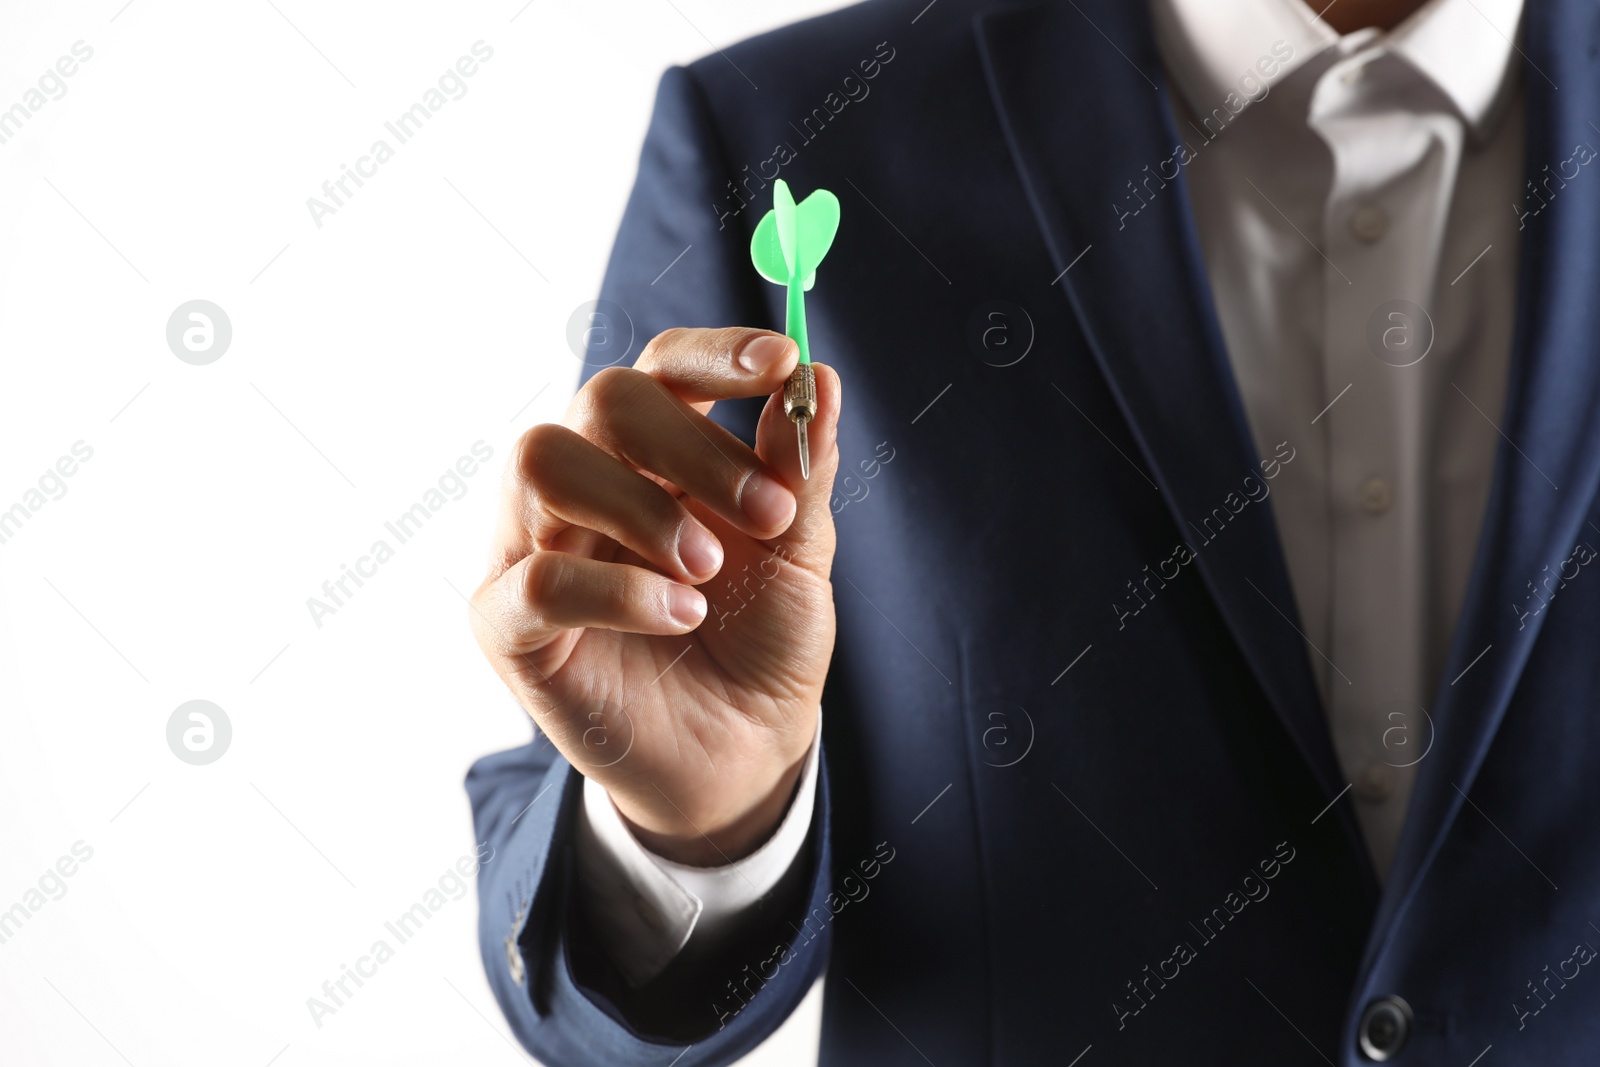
[750,178,841,479]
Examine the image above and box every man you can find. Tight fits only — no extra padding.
[466,0,1600,1061]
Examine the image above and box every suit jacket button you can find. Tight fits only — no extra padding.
[1358,995,1412,1060]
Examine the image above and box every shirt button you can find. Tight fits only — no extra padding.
[1356,763,1393,803]
[1359,477,1393,515]
[1358,995,1412,1060]
[1350,204,1388,243]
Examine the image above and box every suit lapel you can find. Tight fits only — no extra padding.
[1369,0,1600,957]
[977,0,1600,973]
[974,1,1372,874]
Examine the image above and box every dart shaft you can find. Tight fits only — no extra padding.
[785,281,811,365]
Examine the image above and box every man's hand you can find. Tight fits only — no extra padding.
[470,327,841,866]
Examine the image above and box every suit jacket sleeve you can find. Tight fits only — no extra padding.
[465,64,835,1067]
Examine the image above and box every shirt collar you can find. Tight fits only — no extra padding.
[1151,0,1524,139]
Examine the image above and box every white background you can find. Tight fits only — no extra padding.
[0,1,846,1063]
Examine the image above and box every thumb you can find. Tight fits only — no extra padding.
[753,361,842,566]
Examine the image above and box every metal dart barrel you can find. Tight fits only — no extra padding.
[783,363,817,480]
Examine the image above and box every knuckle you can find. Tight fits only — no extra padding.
[514,422,573,489]
[586,363,636,398]
[576,366,652,429]
[639,327,688,365]
[466,582,496,643]
[520,553,570,628]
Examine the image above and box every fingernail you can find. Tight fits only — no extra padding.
[737,334,794,374]
[677,522,723,578]
[740,470,795,530]
[668,584,707,628]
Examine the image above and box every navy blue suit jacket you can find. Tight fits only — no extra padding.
[468,1,1600,1062]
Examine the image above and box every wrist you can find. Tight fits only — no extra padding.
[611,743,811,867]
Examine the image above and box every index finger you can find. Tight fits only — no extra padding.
[633,327,798,406]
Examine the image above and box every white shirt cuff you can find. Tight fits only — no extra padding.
[572,709,823,987]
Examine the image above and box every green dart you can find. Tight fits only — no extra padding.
[750,178,841,479]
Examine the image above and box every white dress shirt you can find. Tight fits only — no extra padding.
[574,0,1527,983]
[574,711,821,986]
[1153,0,1523,879]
